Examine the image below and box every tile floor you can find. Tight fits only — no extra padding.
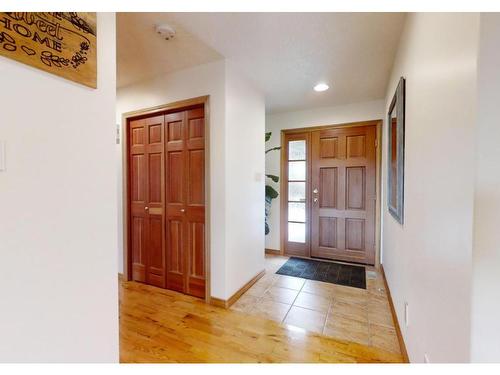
[230,254,401,355]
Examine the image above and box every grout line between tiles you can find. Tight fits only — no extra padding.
[281,276,305,323]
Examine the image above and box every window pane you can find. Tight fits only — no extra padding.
[289,161,306,181]
[288,182,305,201]
[288,202,306,222]
[289,140,306,160]
[288,222,306,243]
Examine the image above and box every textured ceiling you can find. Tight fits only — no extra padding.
[117,13,223,88]
[117,13,406,113]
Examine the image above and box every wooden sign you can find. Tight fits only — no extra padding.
[0,12,97,88]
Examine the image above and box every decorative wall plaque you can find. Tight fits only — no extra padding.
[0,12,97,88]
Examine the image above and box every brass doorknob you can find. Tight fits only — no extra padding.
[180,208,185,213]
[145,206,149,211]
[313,188,319,194]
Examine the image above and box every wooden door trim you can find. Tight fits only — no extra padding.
[122,95,211,302]
[279,119,383,268]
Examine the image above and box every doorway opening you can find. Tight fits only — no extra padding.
[280,120,382,266]
[122,96,210,300]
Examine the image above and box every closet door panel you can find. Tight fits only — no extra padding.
[165,111,187,293]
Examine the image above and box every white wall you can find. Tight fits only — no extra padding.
[382,13,479,363]
[470,13,500,362]
[117,60,265,300]
[0,13,118,362]
[225,61,266,297]
[116,60,227,298]
[265,100,385,250]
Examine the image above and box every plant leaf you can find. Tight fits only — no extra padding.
[265,185,279,199]
[266,174,279,183]
[265,146,281,154]
[265,132,272,142]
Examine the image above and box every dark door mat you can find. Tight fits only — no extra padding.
[276,257,366,289]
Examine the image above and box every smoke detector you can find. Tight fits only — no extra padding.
[155,24,176,40]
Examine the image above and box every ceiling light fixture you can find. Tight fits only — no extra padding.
[313,83,329,92]
[155,24,176,40]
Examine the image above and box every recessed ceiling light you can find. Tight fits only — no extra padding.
[314,83,329,92]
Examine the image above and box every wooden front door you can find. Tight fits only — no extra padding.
[282,123,377,265]
[310,125,376,264]
[128,105,206,298]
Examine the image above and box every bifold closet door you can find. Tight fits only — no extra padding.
[165,107,206,298]
[128,115,166,288]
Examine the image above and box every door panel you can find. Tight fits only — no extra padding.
[185,107,206,298]
[144,115,166,288]
[164,107,206,297]
[129,119,147,282]
[311,125,376,264]
[165,111,186,293]
[128,115,166,287]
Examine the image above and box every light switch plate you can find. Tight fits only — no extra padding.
[0,140,5,171]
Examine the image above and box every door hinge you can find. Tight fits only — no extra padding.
[375,139,378,148]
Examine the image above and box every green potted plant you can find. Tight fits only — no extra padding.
[265,132,281,235]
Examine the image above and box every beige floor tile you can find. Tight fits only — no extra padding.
[230,294,260,313]
[301,280,336,298]
[254,273,279,289]
[246,283,270,298]
[368,293,391,307]
[367,279,386,295]
[274,275,306,291]
[331,284,368,297]
[324,314,370,346]
[249,299,291,323]
[262,286,300,304]
[284,306,327,334]
[329,300,368,323]
[331,288,368,307]
[368,308,394,328]
[369,323,401,354]
[293,291,332,313]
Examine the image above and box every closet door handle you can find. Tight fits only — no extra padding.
[180,208,186,213]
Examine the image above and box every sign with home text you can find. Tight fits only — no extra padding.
[0,12,97,88]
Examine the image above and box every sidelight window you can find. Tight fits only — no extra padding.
[287,139,307,243]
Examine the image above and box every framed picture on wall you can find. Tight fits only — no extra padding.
[387,77,405,224]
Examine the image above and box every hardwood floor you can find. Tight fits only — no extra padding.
[119,279,403,363]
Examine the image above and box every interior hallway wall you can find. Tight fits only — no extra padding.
[116,60,266,300]
[0,13,119,362]
[225,61,266,297]
[470,12,500,362]
[116,60,227,298]
[381,13,479,362]
[265,100,385,251]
